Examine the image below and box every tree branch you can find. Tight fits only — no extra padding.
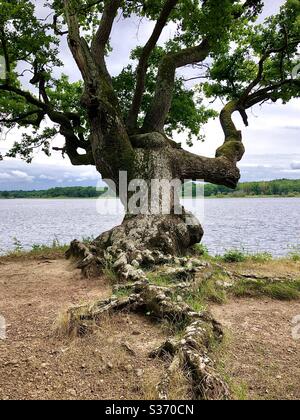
[53,14,68,36]
[172,97,246,189]
[245,79,300,108]
[240,40,299,103]
[0,26,10,80]
[142,39,210,132]
[63,0,96,85]
[48,109,94,166]
[0,84,47,110]
[0,110,45,126]
[173,149,241,189]
[126,0,179,132]
[91,0,121,76]
[141,0,265,133]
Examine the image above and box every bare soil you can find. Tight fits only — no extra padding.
[211,298,300,400]
[0,257,299,400]
[0,258,167,400]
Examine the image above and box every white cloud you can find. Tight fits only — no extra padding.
[282,169,300,174]
[79,170,99,179]
[291,162,300,170]
[0,170,34,182]
[39,174,55,180]
[11,170,34,182]
[0,172,12,180]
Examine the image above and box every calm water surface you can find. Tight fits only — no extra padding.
[0,197,299,256]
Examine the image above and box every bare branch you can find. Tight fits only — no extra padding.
[126,0,179,132]
[91,0,121,76]
[63,0,95,85]
[142,39,210,132]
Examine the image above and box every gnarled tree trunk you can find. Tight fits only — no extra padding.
[62,0,245,278]
[66,124,243,279]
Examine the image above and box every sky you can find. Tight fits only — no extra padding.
[0,0,299,191]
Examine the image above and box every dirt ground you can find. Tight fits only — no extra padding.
[0,257,299,400]
[0,258,167,400]
[211,298,300,400]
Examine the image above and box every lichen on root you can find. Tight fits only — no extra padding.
[66,212,203,280]
[64,281,230,400]
[65,212,229,399]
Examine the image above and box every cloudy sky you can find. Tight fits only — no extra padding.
[0,0,299,190]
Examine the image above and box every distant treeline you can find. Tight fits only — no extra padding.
[0,186,109,199]
[1,179,300,199]
[204,179,300,197]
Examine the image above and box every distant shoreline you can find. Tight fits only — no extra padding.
[1,194,300,200]
[1,179,300,200]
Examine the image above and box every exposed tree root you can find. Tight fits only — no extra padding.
[64,219,231,399]
[66,240,103,278]
[64,281,230,400]
[214,263,295,283]
[66,212,203,280]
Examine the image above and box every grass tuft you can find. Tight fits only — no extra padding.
[147,273,175,287]
[221,249,248,263]
[184,279,227,307]
[103,267,119,284]
[193,244,209,258]
[250,252,273,263]
[231,278,300,301]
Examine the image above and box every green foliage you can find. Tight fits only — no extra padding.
[222,249,248,263]
[193,243,209,258]
[231,278,300,301]
[185,279,227,306]
[147,272,175,287]
[12,237,23,253]
[113,47,217,144]
[2,179,300,199]
[250,252,273,263]
[4,237,69,258]
[203,0,300,104]
[0,0,299,163]
[288,245,300,261]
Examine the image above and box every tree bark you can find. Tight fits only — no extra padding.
[67,125,243,279]
[62,1,245,277]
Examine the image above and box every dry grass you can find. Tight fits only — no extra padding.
[0,245,68,262]
[223,258,300,277]
[231,278,300,300]
[142,356,192,400]
[211,298,300,400]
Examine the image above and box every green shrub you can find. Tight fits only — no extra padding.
[193,243,209,257]
[12,237,23,253]
[250,252,273,263]
[288,245,300,261]
[222,249,247,263]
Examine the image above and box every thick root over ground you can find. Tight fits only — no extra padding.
[65,215,230,399]
[64,282,230,400]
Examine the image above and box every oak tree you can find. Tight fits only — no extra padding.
[0,0,299,275]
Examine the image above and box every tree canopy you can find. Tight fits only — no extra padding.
[0,0,299,165]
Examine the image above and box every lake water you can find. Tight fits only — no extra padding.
[0,197,300,256]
